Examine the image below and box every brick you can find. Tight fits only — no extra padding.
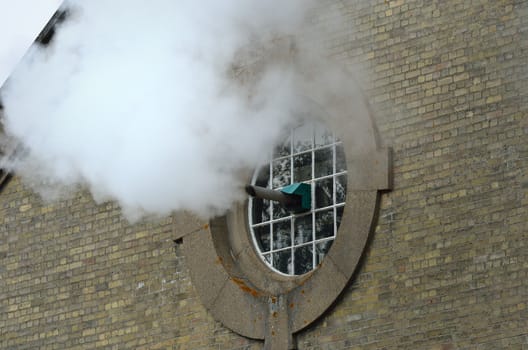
[1,2,528,350]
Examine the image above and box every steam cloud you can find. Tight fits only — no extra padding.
[0,0,348,219]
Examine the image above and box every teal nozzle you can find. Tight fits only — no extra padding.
[280,183,311,211]
[246,182,311,213]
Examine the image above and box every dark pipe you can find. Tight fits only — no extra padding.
[36,10,68,46]
[245,185,302,210]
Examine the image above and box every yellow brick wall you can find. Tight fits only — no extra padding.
[1,1,527,349]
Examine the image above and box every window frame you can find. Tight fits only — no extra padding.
[248,123,348,276]
[178,93,392,348]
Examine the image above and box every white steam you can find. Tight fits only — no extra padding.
[0,0,346,219]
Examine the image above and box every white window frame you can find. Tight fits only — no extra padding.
[248,123,347,275]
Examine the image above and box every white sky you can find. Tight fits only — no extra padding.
[0,0,62,87]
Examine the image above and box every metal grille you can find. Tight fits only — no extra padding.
[248,123,347,275]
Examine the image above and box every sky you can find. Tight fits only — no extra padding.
[0,0,62,86]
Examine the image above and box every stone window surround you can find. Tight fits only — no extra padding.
[174,90,392,349]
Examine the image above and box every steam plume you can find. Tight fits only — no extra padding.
[0,0,349,219]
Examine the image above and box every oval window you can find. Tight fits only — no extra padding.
[248,122,347,275]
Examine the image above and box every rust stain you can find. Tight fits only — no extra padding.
[289,303,294,309]
[271,331,276,336]
[230,277,261,298]
[179,223,211,238]
[294,274,312,287]
[215,256,223,265]
[300,290,305,295]
[272,312,278,318]
[271,296,277,304]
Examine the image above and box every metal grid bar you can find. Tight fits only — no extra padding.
[249,124,347,276]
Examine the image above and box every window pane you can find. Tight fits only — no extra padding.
[315,178,333,209]
[273,249,292,274]
[336,144,346,173]
[294,214,312,245]
[255,165,270,188]
[315,209,334,240]
[274,135,291,157]
[315,240,333,265]
[315,125,333,147]
[293,152,311,182]
[336,174,347,204]
[293,123,313,153]
[272,158,290,188]
[254,225,271,252]
[336,206,344,231]
[314,147,333,178]
[272,202,289,220]
[294,245,313,275]
[273,220,291,250]
[252,198,270,223]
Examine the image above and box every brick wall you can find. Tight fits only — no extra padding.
[1,1,527,349]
